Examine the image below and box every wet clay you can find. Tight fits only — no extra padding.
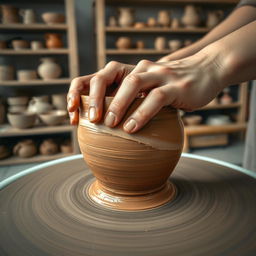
[78,96,184,210]
[0,157,256,256]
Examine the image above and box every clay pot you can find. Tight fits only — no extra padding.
[171,18,180,29]
[7,96,29,106]
[168,40,182,51]
[78,96,184,211]
[154,37,166,50]
[39,139,59,156]
[17,70,37,81]
[45,33,63,49]
[147,17,157,27]
[118,8,134,27]
[182,5,201,28]
[20,9,36,24]
[134,22,146,29]
[206,115,231,126]
[136,40,145,49]
[60,139,72,154]
[0,65,14,81]
[183,115,202,126]
[28,96,53,114]
[108,16,117,27]
[41,12,65,24]
[0,145,10,160]
[220,88,232,105]
[38,57,62,80]
[158,10,171,27]
[7,112,37,129]
[13,139,37,158]
[1,5,19,24]
[206,10,224,29]
[31,41,44,50]
[51,93,67,110]
[116,37,132,50]
[12,40,29,50]
[39,110,67,126]
[0,99,5,124]
[0,40,7,49]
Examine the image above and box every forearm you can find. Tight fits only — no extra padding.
[160,5,256,62]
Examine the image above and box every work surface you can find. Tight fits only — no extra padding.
[0,155,256,256]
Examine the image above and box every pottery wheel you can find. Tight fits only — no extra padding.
[0,156,256,256]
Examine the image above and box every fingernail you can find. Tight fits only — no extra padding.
[104,111,116,127]
[124,119,137,133]
[89,107,97,122]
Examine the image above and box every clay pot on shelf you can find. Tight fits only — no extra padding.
[0,40,7,49]
[7,112,37,129]
[136,40,145,49]
[39,139,59,156]
[28,96,53,114]
[183,115,202,126]
[108,16,117,27]
[0,99,5,124]
[41,12,65,24]
[220,88,232,105]
[206,115,231,126]
[147,17,157,27]
[206,10,224,29]
[51,93,67,110]
[168,40,182,51]
[8,105,27,113]
[38,57,62,80]
[154,37,166,50]
[0,65,14,81]
[39,110,67,126]
[11,39,29,50]
[0,145,10,160]
[45,33,63,49]
[13,139,37,158]
[78,96,184,211]
[1,5,19,24]
[171,18,180,29]
[17,70,37,81]
[60,139,72,154]
[134,22,146,29]
[118,7,134,27]
[158,10,171,27]
[181,5,201,28]
[7,96,29,106]
[20,9,36,24]
[31,41,44,50]
[116,37,132,50]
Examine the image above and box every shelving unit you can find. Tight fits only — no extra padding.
[0,0,80,165]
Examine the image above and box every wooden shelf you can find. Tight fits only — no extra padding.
[0,23,68,31]
[106,27,210,33]
[106,49,171,55]
[0,49,69,55]
[200,102,241,110]
[0,123,73,138]
[0,78,72,87]
[0,153,75,166]
[106,0,239,4]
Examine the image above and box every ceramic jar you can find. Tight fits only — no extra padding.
[45,33,63,49]
[51,93,67,110]
[116,37,132,50]
[0,99,5,124]
[182,5,201,28]
[20,9,36,24]
[28,96,53,114]
[12,40,29,50]
[118,8,134,27]
[168,40,182,51]
[154,37,166,50]
[78,96,184,211]
[171,18,180,29]
[31,41,44,50]
[39,139,59,155]
[147,17,157,27]
[0,65,14,81]
[38,58,62,80]
[13,139,37,158]
[158,10,171,27]
[136,40,145,49]
[17,70,37,81]
[1,5,19,24]
[206,10,224,29]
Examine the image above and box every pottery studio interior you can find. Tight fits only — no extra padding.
[0,0,256,255]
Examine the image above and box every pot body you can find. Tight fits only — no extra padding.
[28,96,53,114]
[118,8,134,27]
[39,139,58,155]
[154,36,166,50]
[158,10,171,27]
[45,33,63,49]
[116,37,132,49]
[20,9,36,24]
[13,139,37,158]
[38,57,61,80]
[1,5,19,24]
[182,5,200,28]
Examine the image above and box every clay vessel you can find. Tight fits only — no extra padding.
[60,139,72,153]
[136,40,145,49]
[0,40,7,49]
[51,93,67,110]
[45,33,63,49]
[8,105,27,113]
[31,41,44,50]
[118,8,134,27]
[0,99,5,124]
[206,10,224,29]
[168,40,182,51]
[38,57,62,80]
[42,12,65,24]
[78,96,184,211]
[28,96,53,114]
[12,39,29,50]
[0,65,14,81]
[171,18,180,29]
[7,111,36,129]
[39,110,67,126]
[158,10,171,27]
[147,17,157,27]
[39,139,59,155]
[7,96,29,106]
[17,70,37,81]
[134,22,146,29]
[154,36,166,50]
[116,37,132,50]
[13,139,37,158]
[20,9,36,24]
[1,5,19,24]
[108,16,117,27]
[181,5,200,28]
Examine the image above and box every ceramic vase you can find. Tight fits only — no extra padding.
[118,8,134,27]
[1,5,19,24]
[45,33,63,49]
[154,37,166,50]
[136,40,145,49]
[38,57,62,80]
[116,37,132,50]
[181,5,201,28]
[158,10,171,27]
[171,18,180,29]
[108,16,117,27]
[206,10,224,29]
[13,139,37,158]
[78,96,184,211]
[20,9,36,24]
[220,88,232,105]
[31,41,44,50]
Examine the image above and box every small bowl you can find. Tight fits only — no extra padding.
[183,115,202,126]
[12,40,29,50]
[206,115,231,126]
[7,96,29,106]
[42,12,65,24]
[7,112,36,129]
[39,110,67,126]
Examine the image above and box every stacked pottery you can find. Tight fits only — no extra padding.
[39,139,59,155]
[182,5,201,28]
[116,37,132,50]
[118,8,134,27]
[28,96,53,114]
[45,33,63,49]
[7,96,29,113]
[206,10,224,29]
[158,10,171,27]
[20,9,36,24]
[13,139,37,158]
[0,65,14,81]
[38,58,62,80]
[155,37,166,50]
[1,5,19,24]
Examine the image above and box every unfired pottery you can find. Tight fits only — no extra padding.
[38,57,62,80]
[20,9,36,24]
[134,22,146,29]
[8,105,27,113]
[158,10,171,27]
[31,41,44,50]
[39,110,67,126]
[1,5,19,24]
[39,139,59,155]
[116,37,132,50]
[13,139,37,158]
[136,40,145,49]
[108,16,117,27]
[78,96,184,211]
[171,18,180,29]
[154,37,166,50]
[45,33,63,49]
[42,12,65,24]
[17,70,37,81]
[118,8,134,27]
[206,10,224,29]
[206,115,231,126]
[12,39,29,50]
[28,96,53,114]
[0,65,14,81]
[168,40,182,51]
[147,17,157,27]
[51,93,67,110]
[7,111,36,129]
[181,5,201,28]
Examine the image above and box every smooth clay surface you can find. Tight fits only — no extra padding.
[0,157,256,256]
[78,96,184,210]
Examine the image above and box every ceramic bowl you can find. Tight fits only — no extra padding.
[41,12,65,24]
[17,70,37,81]
[11,40,29,50]
[78,96,184,211]
[183,115,202,126]
[7,111,36,129]
[39,110,67,126]
[8,105,28,113]
[206,115,231,126]
[7,96,29,106]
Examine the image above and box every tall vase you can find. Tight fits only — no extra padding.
[181,5,201,28]
[118,8,134,27]
[38,58,62,80]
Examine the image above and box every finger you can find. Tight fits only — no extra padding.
[123,86,171,133]
[69,109,79,125]
[105,72,163,128]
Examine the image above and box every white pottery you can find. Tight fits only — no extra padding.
[31,41,44,50]
[154,37,166,50]
[38,58,62,80]
[20,9,36,24]
[118,8,134,27]
[28,97,53,114]
[182,5,201,28]
[168,40,182,51]
[158,10,171,27]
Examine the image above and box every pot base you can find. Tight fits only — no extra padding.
[88,179,177,211]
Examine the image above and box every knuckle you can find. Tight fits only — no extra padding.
[90,74,104,85]
[136,108,151,121]
[109,100,124,113]
[137,59,152,68]
[151,88,167,104]
[71,76,83,86]
[125,74,142,88]
[159,66,172,75]
[106,60,119,69]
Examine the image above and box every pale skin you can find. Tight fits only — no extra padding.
[68,6,256,133]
